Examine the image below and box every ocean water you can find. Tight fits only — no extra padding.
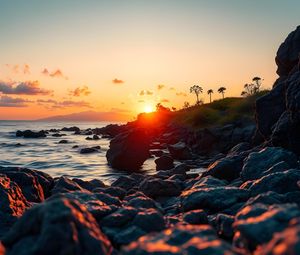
[0,120,156,184]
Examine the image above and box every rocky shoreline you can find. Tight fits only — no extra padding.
[2,26,300,255]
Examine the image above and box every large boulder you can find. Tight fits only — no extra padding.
[168,141,193,160]
[106,129,151,170]
[155,155,174,171]
[240,147,298,181]
[2,198,113,255]
[16,130,47,138]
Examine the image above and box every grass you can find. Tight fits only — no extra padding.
[172,90,269,129]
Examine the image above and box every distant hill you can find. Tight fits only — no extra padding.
[37,110,133,122]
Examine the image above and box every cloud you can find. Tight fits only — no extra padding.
[0,80,52,95]
[176,92,187,97]
[42,68,68,79]
[69,86,91,97]
[110,107,130,113]
[23,64,30,74]
[160,99,170,103]
[112,78,124,84]
[37,99,92,109]
[5,64,30,74]
[0,96,32,107]
[139,90,153,96]
[169,87,175,91]
[157,84,165,90]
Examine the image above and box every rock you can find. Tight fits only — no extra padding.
[125,195,160,210]
[2,197,113,255]
[80,146,101,154]
[52,133,66,137]
[233,203,300,252]
[51,176,87,195]
[149,149,163,157]
[241,147,298,181]
[61,126,80,132]
[120,224,236,255]
[155,155,174,171]
[0,175,29,236]
[243,169,300,196]
[182,186,249,213]
[111,176,139,191]
[216,214,235,240]
[94,186,126,200]
[72,178,105,191]
[202,155,244,182]
[132,209,165,232]
[183,209,208,225]
[86,135,100,140]
[106,129,151,170]
[112,226,145,246]
[254,223,300,255]
[16,130,46,138]
[94,124,128,138]
[139,178,181,198]
[228,142,251,155]
[58,139,68,144]
[168,141,193,160]
[101,206,138,228]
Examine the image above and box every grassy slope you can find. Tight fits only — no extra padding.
[171,90,269,129]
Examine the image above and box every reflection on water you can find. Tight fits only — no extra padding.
[0,120,156,184]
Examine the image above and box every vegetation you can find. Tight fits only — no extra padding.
[207,89,213,103]
[241,77,263,96]
[218,87,226,99]
[190,85,203,105]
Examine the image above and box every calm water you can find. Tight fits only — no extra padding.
[0,120,156,184]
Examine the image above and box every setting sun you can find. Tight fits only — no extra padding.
[144,104,155,113]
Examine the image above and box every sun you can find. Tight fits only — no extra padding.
[144,104,154,113]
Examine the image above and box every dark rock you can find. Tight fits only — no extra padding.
[106,129,151,170]
[72,178,105,191]
[120,224,235,255]
[183,209,208,225]
[228,142,251,155]
[125,195,160,210]
[155,155,174,171]
[182,186,249,213]
[139,178,181,198]
[2,197,113,255]
[61,126,80,132]
[86,135,100,140]
[241,147,298,181]
[233,203,300,252]
[16,130,46,138]
[111,176,139,191]
[0,175,29,236]
[132,208,165,232]
[58,139,68,144]
[202,155,244,182]
[80,146,101,154]
[168,141,193,160]
[149,149,163,157]
[216,214,235,240]
[51,176,87,195]
[101,206,138,228]
[52,133,66,137]
[94,186,126,200]
[111,226,145,246]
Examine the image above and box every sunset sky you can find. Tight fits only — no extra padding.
[1,0,300,120]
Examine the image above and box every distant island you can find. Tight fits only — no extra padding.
[36,110,133,122]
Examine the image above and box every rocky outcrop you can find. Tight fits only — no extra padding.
[106,129,151,170]
[16,130,47,138]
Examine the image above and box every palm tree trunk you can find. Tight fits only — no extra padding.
[222,93,224,99]
[209,94,211,103]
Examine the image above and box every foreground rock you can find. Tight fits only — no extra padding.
[106,129,151,170]
[2,197,113,255]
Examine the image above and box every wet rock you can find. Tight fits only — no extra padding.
[125,195,160,210]
[101,206,138,228]
[182,186,249,213]
[111,176,139,191]
[168,141,193,160]
[86,135,100,140]
[139,178,181,198]
[58,139,68,144]
[202,155,244,182]
[241,147,298,181]
[16,130,46,138]
[72,178,105,191]
[51,176,87,195]
[0,175,29,236]
[52,133,66,137]
[233,203,300,252]
[112,226,146,246]
[106,129,151,170]
[183,209,208,225]
[243,169,300,196]
[132,208,165,232]
[228,142,251,155]
[121,224,236,255]
[61,126,80,132]
[2,197,113,255]
[80,146,101,154]
[155,155,174,171]
[94,186,126,200]
[216,214,235,240]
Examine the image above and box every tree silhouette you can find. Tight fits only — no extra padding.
[207,89,213,103]
[183,101,190,109]
[241,77,263,97]
[218,87,226,99]
[252,76,262,94]
[241,91,247,97]
[190,85,203,105]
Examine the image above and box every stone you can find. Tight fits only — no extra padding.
[168,141,193,160]
[16,130,46,138]
[132,209,165,232]
[80,146,101,154]
[183,209,208,225]
[155,155,174,171]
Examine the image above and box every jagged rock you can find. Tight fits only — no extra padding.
[72,178,105,191]
[241,147,298,181]
[111,176,139,191]
[106,129,151,170]
[155,155,174,171]
[51,176,87,195]
[120,224,236,255]
[101,206,138,228]
[168,141,193,160]
[183,209,208,225]
[202,155,244,182]
[2,197,113,255]
[233,203,300,252]
[131,208,165,232]
[216,214,235,240]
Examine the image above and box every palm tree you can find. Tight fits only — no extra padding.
[207,89,213,103]
[252,76,262,93]
[190,85,203,105]
[218,87,226,99]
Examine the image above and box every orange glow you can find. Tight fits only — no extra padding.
[143,104,155,113]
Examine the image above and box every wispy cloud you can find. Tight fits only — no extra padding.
[0,80,52,95]
[160,98,170,103]
[69,86,91,97]
[157,84,165,90]
[42,68,68,80]
[112,78,124,84]
[5,64,31,75]
[139,90,153,96]
[37,99,92,109]
[0,96,32,107]
[176,92,187,97]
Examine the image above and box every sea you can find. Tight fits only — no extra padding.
[0,120,156,184]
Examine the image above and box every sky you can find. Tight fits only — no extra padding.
[0,0,300,120]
